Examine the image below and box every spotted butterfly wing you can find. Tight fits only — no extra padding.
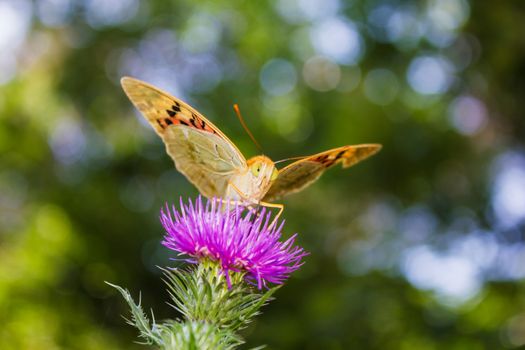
[121,77,247,198]
[263,144,382,201]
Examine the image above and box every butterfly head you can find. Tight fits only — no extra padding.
[247,155,279,187]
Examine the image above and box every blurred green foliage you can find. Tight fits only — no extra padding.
[1,0,525,349]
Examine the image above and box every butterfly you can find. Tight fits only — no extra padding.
[121,77,382,219]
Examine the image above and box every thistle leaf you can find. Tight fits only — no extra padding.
[105,282,163,345]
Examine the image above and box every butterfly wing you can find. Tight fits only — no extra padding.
[121,77,247,198]
[263,144,381,201]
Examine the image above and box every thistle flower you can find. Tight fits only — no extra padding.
[160,197,307,289]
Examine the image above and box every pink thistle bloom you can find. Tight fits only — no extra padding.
[160,197,307,289]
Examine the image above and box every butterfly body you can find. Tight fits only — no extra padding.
[121,77,381,212]
[226,155,278,203]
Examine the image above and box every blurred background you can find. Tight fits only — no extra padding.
[1,0,524,348]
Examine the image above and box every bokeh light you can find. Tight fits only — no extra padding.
[36,0,73,27]
[402,245,481,302]
[491,152,525,229]
[260,59,298,96]
[0,0,32,85]
[448,95,488,135]
[49,118,87,165]
[310,17,364,65]
[275,0,341,24]
[84,0,139,28]
[425,0,470,47]
[407,55,454,95]
[303,56,341,92]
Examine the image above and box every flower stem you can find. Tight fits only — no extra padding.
[108,261,277,349]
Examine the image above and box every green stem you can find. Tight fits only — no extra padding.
[108,261,278,349]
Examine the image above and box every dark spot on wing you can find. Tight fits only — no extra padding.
[180,121,189,126]
[165,118,173,125]
[323,160,336,167]
[167,109,176,117]
[311,152,345,167]
[192,114,201,128]
[334,150,346,160]
[171,104,181,113]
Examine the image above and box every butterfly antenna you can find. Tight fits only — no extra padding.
[233,104,263,153]
[274,155,307,164]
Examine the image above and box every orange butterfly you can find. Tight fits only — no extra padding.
[121,77,381,219]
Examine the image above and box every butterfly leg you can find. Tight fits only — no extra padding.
[212,197,243,210]
[225,181,260,215]
[257,201,284,229]
[226,181,285,227]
